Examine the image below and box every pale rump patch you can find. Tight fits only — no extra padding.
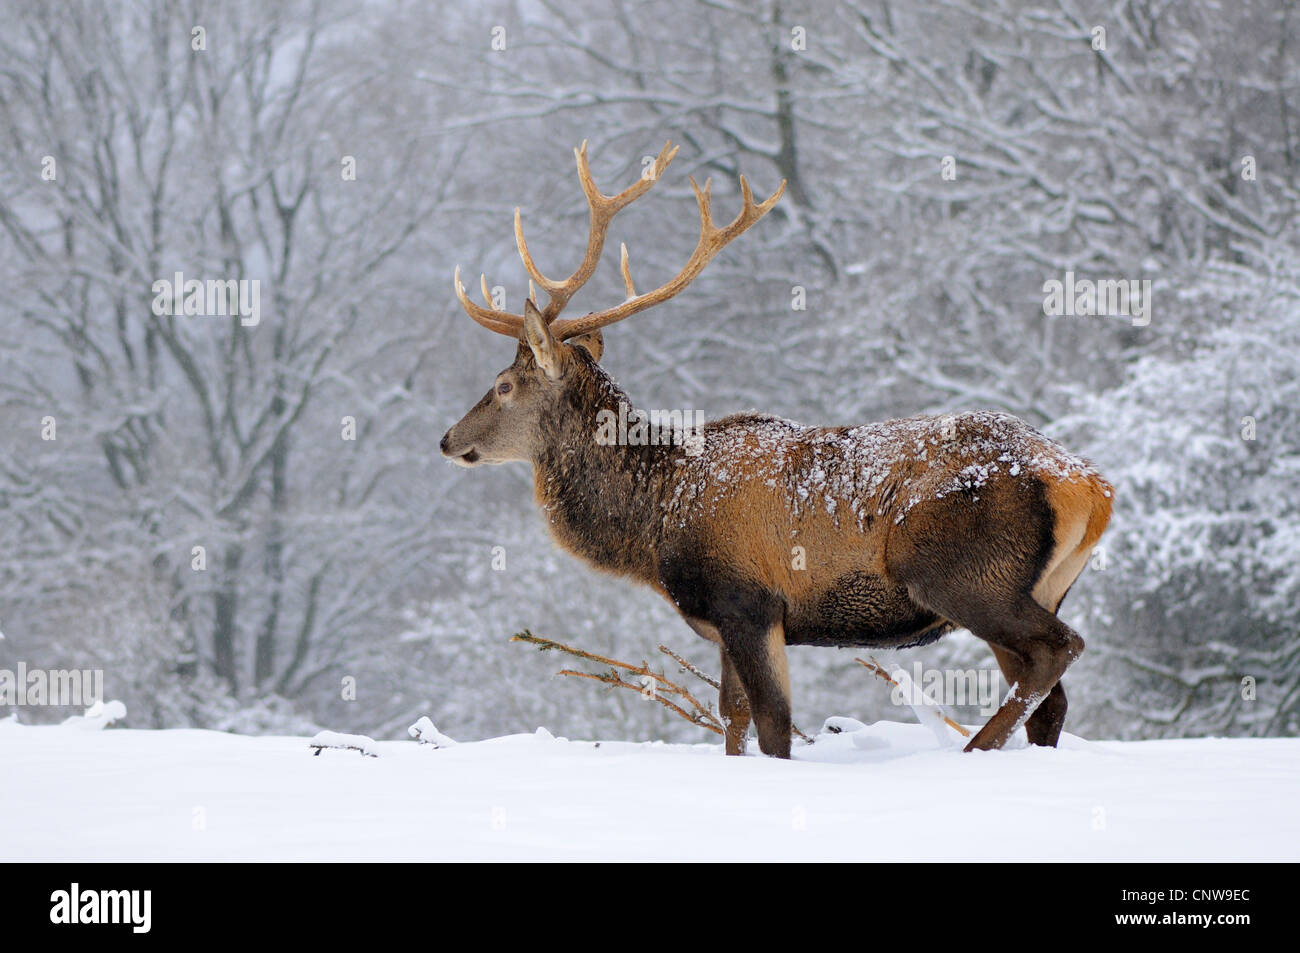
[1034,474,1114,611]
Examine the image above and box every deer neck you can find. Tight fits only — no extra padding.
[530,370,680,582]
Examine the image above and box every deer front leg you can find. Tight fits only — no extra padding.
[662,558,789,758]
[720,621,792,759]
[719,650,751,756]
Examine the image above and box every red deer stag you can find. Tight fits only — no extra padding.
[441,141,1112,758]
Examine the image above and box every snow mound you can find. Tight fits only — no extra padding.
[62,699,127,730]
[408,717,457,748]
[0,699,127,731]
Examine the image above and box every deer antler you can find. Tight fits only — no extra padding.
[549,172,785,340]
[453,141,785,340]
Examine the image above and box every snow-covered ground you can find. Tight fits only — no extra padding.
[3,718,1296,861]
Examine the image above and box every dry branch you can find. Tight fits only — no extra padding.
[657,643,719,689]
[555,668,722,734]
[513,630,814,745]
[512,631,724,735]
[656,642,816,744]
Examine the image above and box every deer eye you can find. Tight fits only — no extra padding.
[497,381,512,396]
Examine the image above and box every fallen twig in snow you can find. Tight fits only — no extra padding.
[856,657,970,745]
[512,630,814,745]
[309,730,379,757]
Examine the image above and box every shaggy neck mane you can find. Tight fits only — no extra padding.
[530,356,682,582]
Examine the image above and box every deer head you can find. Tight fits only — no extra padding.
[439,140,784,468]
[438,301,606,467]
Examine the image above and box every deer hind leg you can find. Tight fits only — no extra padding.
[719,650,752,756]
[1001,478,1106,747]
[891,477,1091,751]
[1026,680,1068,747]
[957,598,1083,751]
[989,644,1068,747]
[895,550,1083,749]
[1010,530,1095,746]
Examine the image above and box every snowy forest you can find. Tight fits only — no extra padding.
[0,0,1296,744]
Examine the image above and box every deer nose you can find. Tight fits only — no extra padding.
[439,432,451,454]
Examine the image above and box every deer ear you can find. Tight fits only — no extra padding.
[568,329,603,363]
[522,299,562,380]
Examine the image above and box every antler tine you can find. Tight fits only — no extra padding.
[514,207,565,295]
[550,176,787,342]
[512,140,678,323]
[715,173,785,241]
[692,176,713,232]
[580,138,679,212]
[618,242,636,299]
[453,265,522,337]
